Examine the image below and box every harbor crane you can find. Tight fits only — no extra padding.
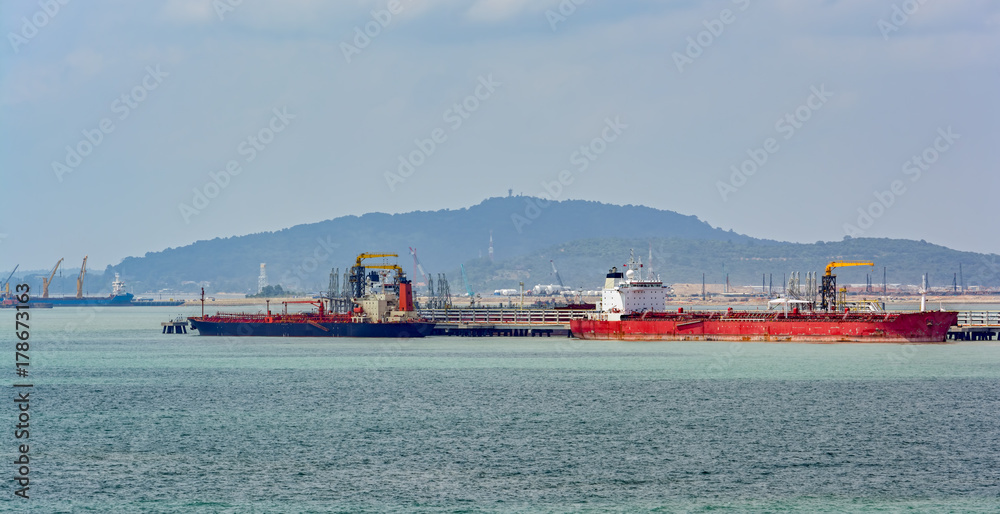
[461,264,474,297]
[76,255,88,299]
[820,260,874,311]
[2,265,18,297]
[408,247,428,285]
[550,259,565,287]
[43,258,64,298]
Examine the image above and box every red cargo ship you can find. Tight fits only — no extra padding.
[189,253,434,338]
[570,253,957,343]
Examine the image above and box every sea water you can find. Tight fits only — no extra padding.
[2,306,998,512]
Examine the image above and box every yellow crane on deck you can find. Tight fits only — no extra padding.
[821,260,874,311]
[354,253,398,267]
[42,258,64,298]
[76,255,88,299]
[348,253,404,298]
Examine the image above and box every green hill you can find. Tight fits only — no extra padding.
[105,196,757,293]
[98,196,999,294]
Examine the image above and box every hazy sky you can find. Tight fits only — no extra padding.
[2,0,998,272]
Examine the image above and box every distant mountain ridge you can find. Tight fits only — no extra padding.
[82,196,1000,294]
[104,196,760,293]
[465,237,1000,293]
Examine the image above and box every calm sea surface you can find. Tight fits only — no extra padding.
[3,306,999,512]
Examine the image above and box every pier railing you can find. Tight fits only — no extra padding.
[956,311,1000,327]
[417,308,591,325]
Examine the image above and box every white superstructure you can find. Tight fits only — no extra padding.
[112,273,126,296]
[598,251,671,321]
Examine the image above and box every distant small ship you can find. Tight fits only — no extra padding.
[28,274,184,307]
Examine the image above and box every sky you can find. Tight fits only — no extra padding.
[2,0,998,272]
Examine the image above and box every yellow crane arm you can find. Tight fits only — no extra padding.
[824,261,874,276]
[43,258,64,298]
[76,255,88,299]
[354,253,398,267]
[364,264,405,279]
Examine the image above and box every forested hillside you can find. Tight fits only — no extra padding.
[103,196,757,293]
[66,196,1000,294]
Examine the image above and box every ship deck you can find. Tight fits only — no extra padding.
[631,310,905,322]
[186,308,998,341]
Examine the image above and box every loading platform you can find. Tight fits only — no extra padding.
[948,311,1000,341]
[161,316,189,334]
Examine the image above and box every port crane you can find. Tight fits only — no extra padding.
[76,255,88,299]
[821,260,874,311]
[43,258,64,298]
[408,247,428,285]
[550,259,564,287]
[2,265,18,297]
[461,264,474,297]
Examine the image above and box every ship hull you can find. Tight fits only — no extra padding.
[24,295,184,307]
[131,300,186,307]
[571,311,958,343]
[29,293,136,307]
[0,301,52,309]
[188,318,435,338]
